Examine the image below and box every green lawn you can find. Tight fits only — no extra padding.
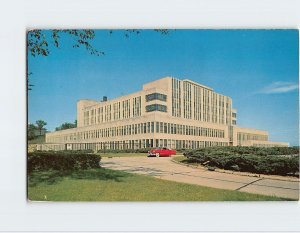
[98,153,146,158]
[172,155,188,163]
[28,168,289,201]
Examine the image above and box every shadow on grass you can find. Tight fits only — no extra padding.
[28,168,130,187]
[178,158,199,165]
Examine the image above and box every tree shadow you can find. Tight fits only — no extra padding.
[28,168,129,187]
[180,158,199,164]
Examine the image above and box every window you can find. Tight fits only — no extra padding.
[146,104,167,112]
[133,96,141,117]
[147,122,150,133]
[164,123,167,133]
[146,93,167,102]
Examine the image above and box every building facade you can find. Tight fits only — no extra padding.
[43,77,288,151]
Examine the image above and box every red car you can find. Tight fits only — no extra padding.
[148,147,177,157]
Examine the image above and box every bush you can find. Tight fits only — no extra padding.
[184,147,299,176]
[28,151,101,174]
[176,148,189,153]
[184,146,299,157]
[230,165,241,171]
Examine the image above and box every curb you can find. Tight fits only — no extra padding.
[171,157,300,183]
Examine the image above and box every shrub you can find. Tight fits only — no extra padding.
[177,148,189,153]
[28,151,101,174]
[230,165,241,171]
[184,147,299,176]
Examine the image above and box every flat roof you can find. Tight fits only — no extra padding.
[183,79,213,91]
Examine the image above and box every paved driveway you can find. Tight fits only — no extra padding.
[101,156,299,200]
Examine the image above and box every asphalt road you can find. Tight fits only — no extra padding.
[101,156,299,200]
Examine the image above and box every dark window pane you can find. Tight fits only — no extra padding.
[146,104,167,112]
[146,93,167,102]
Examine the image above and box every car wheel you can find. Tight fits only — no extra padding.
[155,153,160,157]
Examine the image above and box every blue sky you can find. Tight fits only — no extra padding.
[28,30,299,146]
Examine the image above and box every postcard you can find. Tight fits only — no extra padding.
[27,29,299,201]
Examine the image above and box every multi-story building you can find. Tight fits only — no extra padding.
[42,77,288,151]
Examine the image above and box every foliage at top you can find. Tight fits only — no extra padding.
[27,29,104,57]
[27,29,170,58]
[26,29,170,90]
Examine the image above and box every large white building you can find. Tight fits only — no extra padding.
[41,77,288,151]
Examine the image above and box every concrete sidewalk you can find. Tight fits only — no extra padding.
[101,156,299,200]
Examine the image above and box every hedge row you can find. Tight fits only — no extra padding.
[28,151,101,174]
[184,149,299,176]
[183,146,299,156]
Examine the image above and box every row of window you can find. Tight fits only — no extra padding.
[183,81,192,119]
[53,140,229,150]
[133,96,142,117]
[47,121,226,143]
[155,122,225,138]
[83,96,142,126]
[172,78,181,117]
[171,78,232,125]
[252,143,286,147]
[237,132,268,141]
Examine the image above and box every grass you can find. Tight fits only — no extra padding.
[28,168,289,201]
[172,155,199,166]
[98,153,146,158]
